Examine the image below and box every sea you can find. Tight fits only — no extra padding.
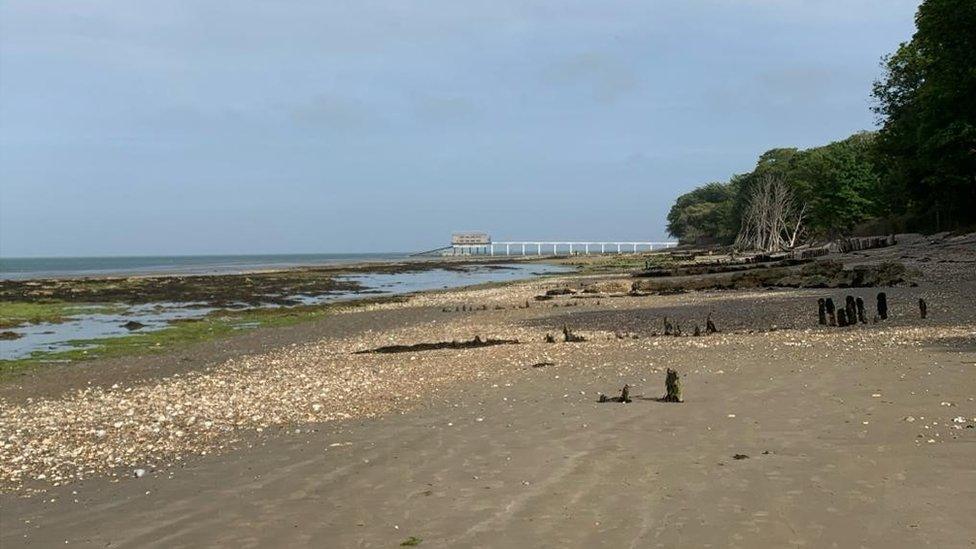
[0,253,410,280]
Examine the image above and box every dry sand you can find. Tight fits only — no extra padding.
[1,233,974,547]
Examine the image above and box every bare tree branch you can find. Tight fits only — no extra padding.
[735,174,807,252]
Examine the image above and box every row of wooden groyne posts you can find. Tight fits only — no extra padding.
[817,291,928,327]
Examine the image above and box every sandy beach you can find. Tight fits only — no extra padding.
[1,233,975,548]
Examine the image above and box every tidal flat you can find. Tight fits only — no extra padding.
[0,259,571,373]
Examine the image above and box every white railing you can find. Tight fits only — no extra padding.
[450,241,678,256]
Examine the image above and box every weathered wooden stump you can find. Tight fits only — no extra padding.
[855,297,866,324]
[562,325,585,343]
[663,317,673,336]
[825,298,837,326]
[837,309,849,327]
[845,296,857,326]
[918,298,927,319]
[877,292,888,320]
[817,298,827,325]
[693,325,701,337]
[662,369,682,402]
[545,333,556,343]
[706,314,718,334]
[599,384,632,403]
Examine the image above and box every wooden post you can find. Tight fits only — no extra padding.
[825,298,837,326]
[837,309,849,327]
[918,298,927,319]
[562,325,585,342]
[855,297,866,324]
[706,314,718,334]
[599,384,632,403]
[663,317,673,336]
[817,298,827,325]
[662,369,682,402]
[877,292,888,320]
[845,296,857,327]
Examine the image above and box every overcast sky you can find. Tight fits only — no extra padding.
[0,0,920,257]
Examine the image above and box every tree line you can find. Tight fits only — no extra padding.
[667,0,974,247]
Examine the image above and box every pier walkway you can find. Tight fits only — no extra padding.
[450,241,677,256]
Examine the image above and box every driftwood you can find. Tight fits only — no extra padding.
[825,298,837,326]
[356,335,518,354]
[918,298,927,319]
[818,298,827,325]
[877,292,888,320]
[661,369,682,402]
[855,297,866,324]
[545,288,575,296]
[599,384,632,403]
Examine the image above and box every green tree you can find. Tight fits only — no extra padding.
[872,0,976,230]
[791,133,880,237]
[666,182,736,244]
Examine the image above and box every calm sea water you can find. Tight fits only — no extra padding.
[0,254,409,280]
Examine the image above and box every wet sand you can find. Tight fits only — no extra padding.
[2,234,975,547]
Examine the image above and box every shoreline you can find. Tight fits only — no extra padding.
[0,254,556,282]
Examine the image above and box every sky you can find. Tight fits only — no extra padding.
[0,0,921,257]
